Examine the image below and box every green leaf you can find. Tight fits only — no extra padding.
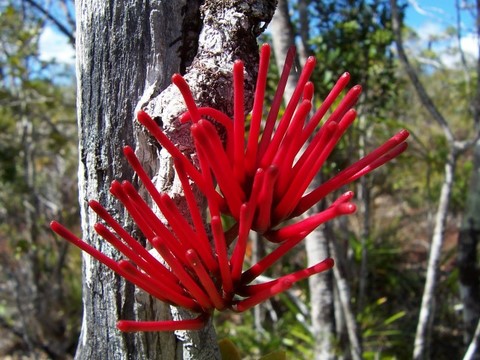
[383,311,406,326]
[219,338,242,360]
[259,350,287,360]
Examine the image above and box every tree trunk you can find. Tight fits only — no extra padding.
[75,2,186,358]
[297,0,311,65]
[75,1,276,359]
[270,0,299,87]
[464,318,480,360]
[307,222,336,360]
[326,224,362,360]
[270,2,337,358]
[413,152,457,360]
[390,2,465,358]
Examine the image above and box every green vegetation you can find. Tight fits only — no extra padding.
[0,2,80,357]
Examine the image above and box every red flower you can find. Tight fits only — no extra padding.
[141,44,409,239]
[50,44,409,332]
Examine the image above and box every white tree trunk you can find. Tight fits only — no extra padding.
[390,2,465,358]
[270,2,336,358]
[307,226,336,360]
[463,317,480,360]
[75,1,276,359]
[413,153,457,360]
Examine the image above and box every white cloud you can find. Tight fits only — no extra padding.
[408,0,451,26]
[416,21,444,42]
[406,20,478,69]
[460,33,478,59]
[39,26,75,65]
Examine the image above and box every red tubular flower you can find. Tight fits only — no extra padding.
[50,145,337,331]
[50,44,408,332]
[159,43,409,235]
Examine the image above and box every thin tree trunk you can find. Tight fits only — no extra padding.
[307,222,336,360]
[297,0,311,65]
[270,0,300,98]
[390,0,454,144]
[413,153,457,360]
[390,2,465,358]
[327,225,363,360]
[270,1,337,357]
[75,1,276,359]
[271,4,335,355]
[464,317,480,360]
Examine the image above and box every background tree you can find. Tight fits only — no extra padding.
[0,2,79,358]
[269,1,339,358]
[310,2,399,357]
[390,1,479,359]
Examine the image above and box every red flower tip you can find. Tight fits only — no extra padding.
[136,109,152,127]
[337,202,357,215]
[303,81,314,101]
[172,74,200,123]
[340,71,351,80]
[305,55,316,67]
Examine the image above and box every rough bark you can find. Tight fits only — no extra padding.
[75,1,276,359]
[76,2,187,358]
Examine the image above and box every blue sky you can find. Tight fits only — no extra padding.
[39,1,477,66]
[406,0,475,34]
[406,0,456,26]
[403,0,477,66]
[39,26,75,65]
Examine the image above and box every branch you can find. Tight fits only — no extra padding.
[23,0,75,46]
[390,0,454,144]
[59,0,76,38]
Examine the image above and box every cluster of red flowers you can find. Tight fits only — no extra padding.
[51,44,409,332]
